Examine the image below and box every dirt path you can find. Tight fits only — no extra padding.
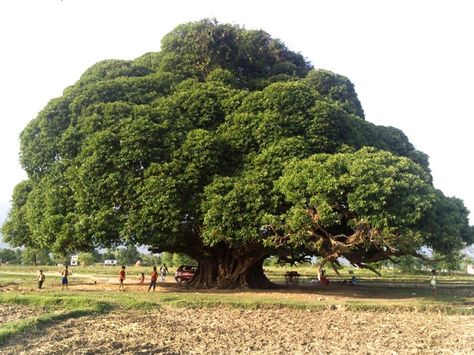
[1,306,473,354]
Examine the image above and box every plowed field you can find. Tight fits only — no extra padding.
[1,305,473,354]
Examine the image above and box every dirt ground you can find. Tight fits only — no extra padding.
[1,304,473,354]
[1,275,474,354]
[0,304,45,325]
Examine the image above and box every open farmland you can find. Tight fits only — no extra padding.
[0,266,473,354]
[1,305,474,354]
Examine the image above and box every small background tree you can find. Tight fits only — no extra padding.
[77,252,99,266]
[21,247,51,266]
[116,246,140,265]
[0,248,22,264]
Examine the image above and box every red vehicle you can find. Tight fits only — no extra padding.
[175,265,197,285]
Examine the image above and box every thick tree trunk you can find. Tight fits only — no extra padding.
[188,258,218,288]
[188,249,274,289]
[160,240,273,289]
[219,256,274,289]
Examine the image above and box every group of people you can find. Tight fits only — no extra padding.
[36,265,70,290]
[317,269,360,286]
[36,263,170,291]
[119,264,169,292]
[36,265,439,297]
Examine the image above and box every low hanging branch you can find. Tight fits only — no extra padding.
[354,261,382,277]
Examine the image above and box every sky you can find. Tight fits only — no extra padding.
[1,0,473,248]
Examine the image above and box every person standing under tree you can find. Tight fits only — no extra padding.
[38,269,45,289]
[61,265,69,290]
[148,266,158,292]
[430,269,437,297]
[160,264,168,282]
[119,265,126,292]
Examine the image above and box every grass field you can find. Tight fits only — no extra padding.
[1,264,473,353]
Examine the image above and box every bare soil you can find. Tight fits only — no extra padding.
[0,304,44,325]
[1,305,473,354]
[1,274,474,354]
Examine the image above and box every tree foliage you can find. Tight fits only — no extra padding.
[21,247,52,266]
[77,251,101,266]
[2,20,473,288]
[116,245,141,266]
[0,248,22,264]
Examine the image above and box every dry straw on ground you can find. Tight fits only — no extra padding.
[1,305,473,354]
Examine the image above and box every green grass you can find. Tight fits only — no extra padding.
[1,287,472,315]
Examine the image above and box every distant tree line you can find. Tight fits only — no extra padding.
[0,245,195,267]
[262,253,474,274]
[384,254,474,274]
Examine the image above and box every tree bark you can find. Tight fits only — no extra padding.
[155,239,274,289]
[184,246,274,289]
[188,258,218,288]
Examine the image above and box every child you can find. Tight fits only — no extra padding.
[119,265,126,292]
[318,269,329,286]
[148,266,158,292]
[38,269,46,289]
[139,272,145,286]
[61,265,69,290]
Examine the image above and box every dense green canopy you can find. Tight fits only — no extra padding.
[3,20,473,287]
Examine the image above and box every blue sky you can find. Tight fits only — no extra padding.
[1,0,473,247]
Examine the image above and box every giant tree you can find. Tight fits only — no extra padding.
[2,19,473,288]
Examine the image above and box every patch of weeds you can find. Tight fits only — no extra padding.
[118,298,159,311]
[158,295,181,303]
[0,307,102,344]
[0,294,115,344]
[342,300,474,315]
